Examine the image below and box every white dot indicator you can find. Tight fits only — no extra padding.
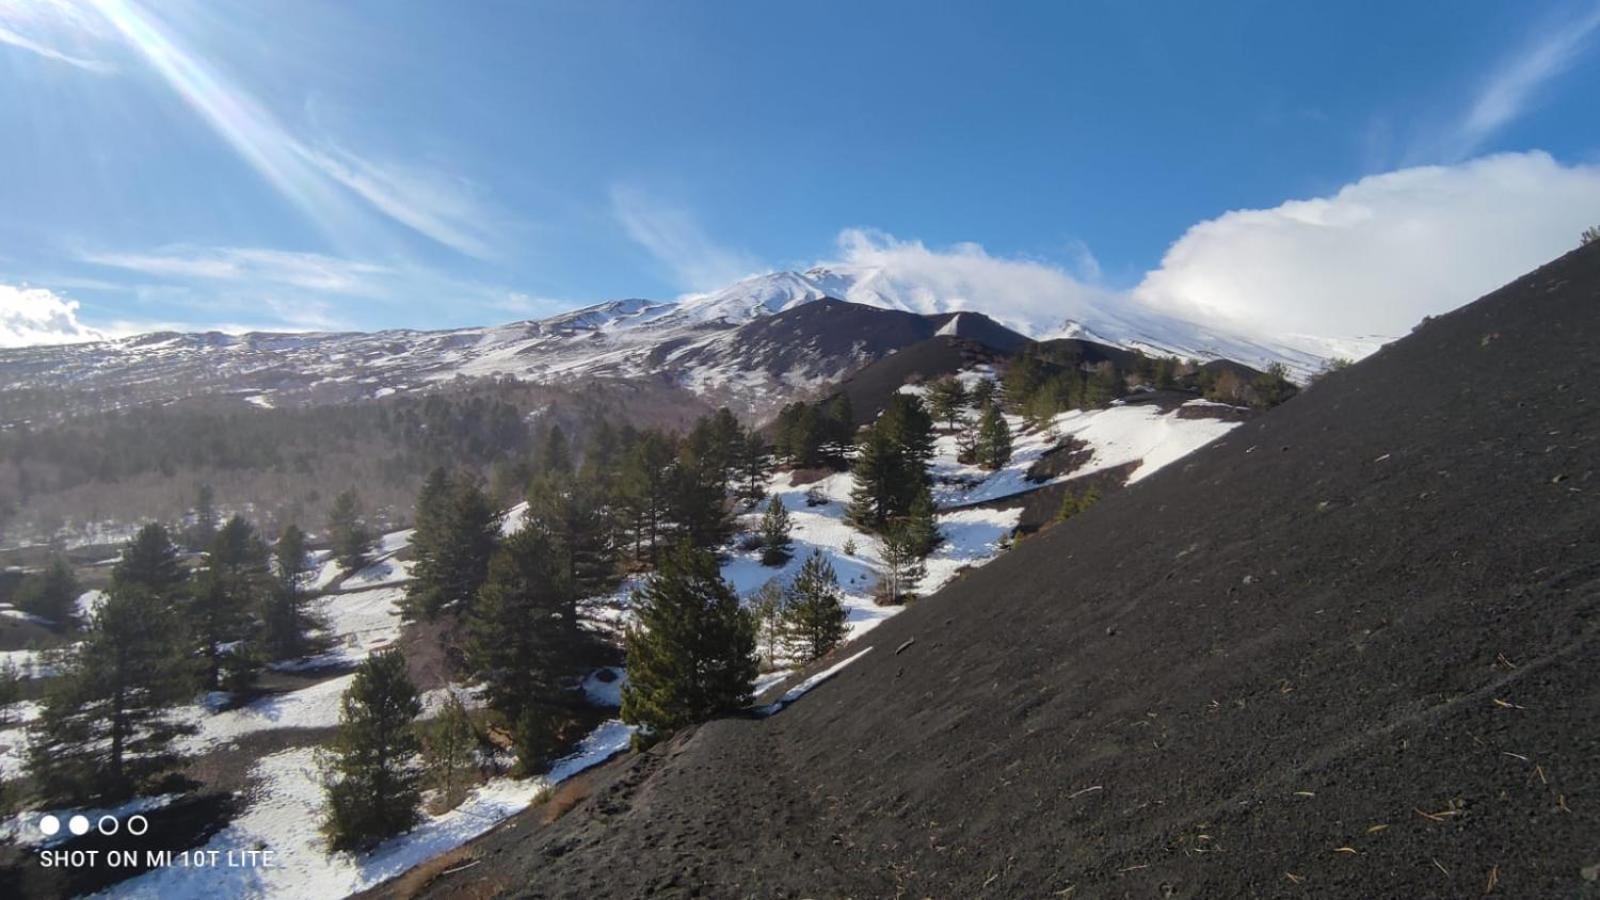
[68,815,90,836]
[39,815,60,836]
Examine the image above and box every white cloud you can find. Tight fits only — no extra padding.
[0,22,113,71]
[84,247,395,297]
[1444,4,1600,159]
[610,186,763,292]
[295,144,502,260]
[74,0,503,258]
[0,283,106,347]
[824,228,1115,336]
[0,1,117,73]
[1133,152,1600,340]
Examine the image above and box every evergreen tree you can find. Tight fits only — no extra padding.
[14,557,81,626]
[874,525,925,606]
[1056,484,1104,522]
[736,430,772,506]
[847,395,934,532]
[0,660,22,728]
[621,543,756,747]
[467,527,578,769]
[969,378,997,409]
[846,427,898,530]
[327,489,376,572]
[27,584,196,803]
[1082,364,1121,408]
[1251,362,1295,409]
[419,691,477,813]
[976,404,1014,470]
[540,424,572,475]
[113,523,186,598]
[782,551,848,662]
[405,473,502,619]
[704,407,745,488]
[263,524,317,660]
[191,482,218,550]
[321,649,423,852]
[195,516,270,691]
[618,432,675,563]
[667,444,733,552]
[927,376,968,431]
[819,394,856,465]
[774,402,824,468]
[525,468,618,600]
[759,495,793,566]
[879,394,936,465]
[750,579,788,669]
[902,486,942,557]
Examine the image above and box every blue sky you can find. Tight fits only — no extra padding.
[2,0,1599,343]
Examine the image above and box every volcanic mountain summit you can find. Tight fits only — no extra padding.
[394,243,1600,897]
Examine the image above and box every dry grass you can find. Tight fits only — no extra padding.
[369,846,475,899]
[540,773,595,824]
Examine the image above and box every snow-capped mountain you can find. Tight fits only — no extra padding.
[0,266,1340,427]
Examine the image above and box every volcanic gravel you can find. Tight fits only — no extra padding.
[397,244,1600,898]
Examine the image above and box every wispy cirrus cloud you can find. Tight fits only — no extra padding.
[1433,3,1600,160]
[83,247,396,297]
[74,243,566,335]
[58,0,506,259]
[0,0,117,72]
[609,185,763,292]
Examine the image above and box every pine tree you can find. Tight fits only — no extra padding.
[194,516,270,692]
[927,376,968,431]
[846,428,897,530]
[1056,484,1104,522]
[327,489,376,572]
[667,443,733,551]
[263,524,318,660]
[820,394,856,465]
[737,430,771,506]
[419,691,477,813]
[618,433,674,563]
[541,424,573,475]
[467,527,578,770]
[321,649,423,852]
[976,404,1014,470]
[874,525,925,606]
[775,402,824,468]
[405,473,503,619]
[113,523,187,598]
[14,557,81,626]
[782,551,848,662]
[191,482,218,550]
[27,584,196,803]
[848,395,934,532]
[879,394,936,465]
[524,470,615,602]
[759,495,793,566]
[621,543,756,747]
[902,486,942,557]
[970,378,997,409]
[750,579,788,669]
[0,660,22,728]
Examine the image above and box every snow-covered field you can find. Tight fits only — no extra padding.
[108,721,634,899]
[930,400,1244,507]
[0,387,1243,897]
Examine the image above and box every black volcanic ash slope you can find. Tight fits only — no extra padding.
[409,245,1600,899]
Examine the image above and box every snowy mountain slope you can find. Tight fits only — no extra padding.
[0,266,1339,428]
